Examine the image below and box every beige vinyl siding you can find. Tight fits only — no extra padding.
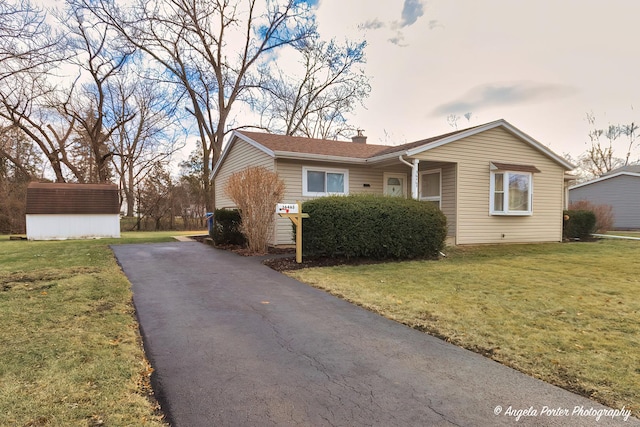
[358,164,409,197]
[442,164,456,237]
[419,162,456,237]
[414,127,565,244]
[273,160,411,245]
[214,139,275,209]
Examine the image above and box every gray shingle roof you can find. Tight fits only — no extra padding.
[237,131,390,158]
[237,125,480,160]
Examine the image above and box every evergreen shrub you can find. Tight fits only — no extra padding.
[563,210,596,240]
[212,209,246,246]
[299,195,447,259]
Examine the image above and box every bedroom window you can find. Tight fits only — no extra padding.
[302,167,349,196]
[490,171,532,215]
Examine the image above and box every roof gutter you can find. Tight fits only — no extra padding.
[367,150,410,163]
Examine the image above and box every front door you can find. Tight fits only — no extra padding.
[383,173,407,197]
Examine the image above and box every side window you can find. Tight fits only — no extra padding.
[302,167,349,196]
[419,169,441,208]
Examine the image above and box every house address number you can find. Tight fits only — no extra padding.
[276,203,299,214]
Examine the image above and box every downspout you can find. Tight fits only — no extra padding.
[399,155,419,199]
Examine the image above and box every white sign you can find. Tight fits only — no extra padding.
[276,203,299,214]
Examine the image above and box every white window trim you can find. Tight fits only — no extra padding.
[419,169,442,208]
[383,172,407,197]
[490,170,533,216]
[302,166,349,197]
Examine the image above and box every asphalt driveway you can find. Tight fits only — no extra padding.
[112,241,637,427]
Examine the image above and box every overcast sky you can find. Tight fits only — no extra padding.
[310,0,640,160]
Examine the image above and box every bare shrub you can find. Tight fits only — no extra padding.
[224,166,285,253]
[569,200,614,232]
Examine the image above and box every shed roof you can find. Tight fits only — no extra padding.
[26,182,120,215]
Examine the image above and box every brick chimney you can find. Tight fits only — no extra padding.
[351,129,367,144]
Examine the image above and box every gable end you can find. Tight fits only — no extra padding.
[404,120,574,170]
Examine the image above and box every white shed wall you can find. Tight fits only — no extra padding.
[26,214,120,240]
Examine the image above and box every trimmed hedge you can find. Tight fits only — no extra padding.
[563,209,596,240]
[298,195,447,259]
[212,209,246,246]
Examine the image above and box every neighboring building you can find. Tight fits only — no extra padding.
[26,182,120,240]
[213,119,574,245]
[569,165,640,229]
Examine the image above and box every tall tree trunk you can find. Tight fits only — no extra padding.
[125,166,135,217]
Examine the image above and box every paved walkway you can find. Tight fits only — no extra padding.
[112,242,638,427]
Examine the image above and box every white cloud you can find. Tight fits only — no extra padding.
[309,0,640,158]
[388,32,407,47]
[432,82,578,116]
[359,19,386,30]
[398,0,425,27]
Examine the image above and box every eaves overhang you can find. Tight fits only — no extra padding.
[211,131,276,180]
[273,151,369,164]
[367,150,410,163]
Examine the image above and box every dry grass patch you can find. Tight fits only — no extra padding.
[286,240,640,417]
[0,232,189,426]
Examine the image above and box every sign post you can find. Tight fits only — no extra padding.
[276,201,309,263]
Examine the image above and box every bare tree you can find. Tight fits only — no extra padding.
[178,150,207,227]
[0,126,41,233]
[446,114,459,130]
[0,125,40,178]
[109,73,183,216]
[173,178,205,230]
[0,71,83,182]
[0,0,64,83]
[579,112,630,177]
[225,166,285,253]
[259,38,370,139]
[447,112,473,130]
[619,122,638,166]
[0,1,77,181]
[57,4,137,183]
[83,0,317,209]
[137,161,174,230]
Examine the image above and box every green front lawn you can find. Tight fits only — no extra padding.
[286,240,640,417]
[0,231,201,426]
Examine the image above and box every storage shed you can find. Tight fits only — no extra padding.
[26,182,120,240]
